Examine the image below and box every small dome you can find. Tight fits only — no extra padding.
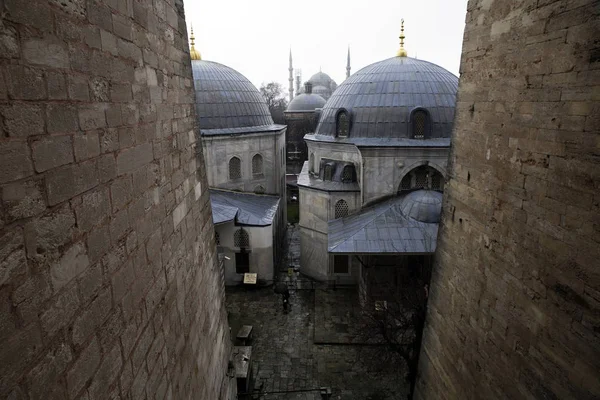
[287,93,326,112]
[191,60,274,130]
[400,190,442,223]
[315,57,458,139]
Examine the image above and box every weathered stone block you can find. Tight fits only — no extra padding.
[0,324,43,396]
[79,105,107,130]
[110,82,133,102]
[112,13,133,41]
[46,72,67,99]
[110,175,133,211]
[68,74,91,101]
[117,143,153,175]
[45,160,99,206]
[0,24,20,59]
[0,141,33,184]
[73,186,110,232]
[100,29,118,55]
[87,224,111,262]
[23,38,69,69]
[26,342,73,400]
[31,135,74,172]
[71,287,112,346]
[98,153,117,182]
[66,337,101,398]
[40,284,79,338]
[74,132,101,161]
[2,178,46,221]
[5,66,46,100]
[0,228,27,287]
[87,342,122,399]
[0,103,45,137]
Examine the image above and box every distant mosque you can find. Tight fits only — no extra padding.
[287,48,351,102]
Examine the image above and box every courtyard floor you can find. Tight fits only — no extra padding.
[225,225,408,400]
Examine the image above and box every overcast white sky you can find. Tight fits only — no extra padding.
[183,0,469,92]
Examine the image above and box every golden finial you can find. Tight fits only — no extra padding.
[396,19,407,57]
[190,25,201,60]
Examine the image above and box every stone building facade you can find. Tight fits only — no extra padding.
[0,1,234,399]
[415,0,600,398]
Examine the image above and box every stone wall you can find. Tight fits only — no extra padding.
[416,0,599,398]
[0,0,234,399]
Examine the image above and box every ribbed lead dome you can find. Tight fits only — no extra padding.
[400,190,443,223]
[315,57,458,139]
[191,60,274,130]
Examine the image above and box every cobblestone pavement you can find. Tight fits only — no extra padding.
[226,225,408,400]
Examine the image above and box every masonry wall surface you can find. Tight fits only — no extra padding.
[0,0,234,399]
[416,0,599,398]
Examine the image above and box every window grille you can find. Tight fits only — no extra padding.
[254,185,265,194]
[400,174,412,191]
[415,169,428,189]
[341,165,355,182]
[412,110,427,139]
[215,231,220,246]
[334,199,349,219]
[336,111,349,137]
[229,157,241,180]
[234,228,249,248]
[252,154,263,176]
[324,164,333,181]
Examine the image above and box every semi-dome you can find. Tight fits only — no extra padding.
[287,82,326,112]
[400,190,442,223]
[314,57,458,140]
[191,60,275,131]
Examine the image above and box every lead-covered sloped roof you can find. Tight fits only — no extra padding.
[327,190,442,254]
[210,189,280,226]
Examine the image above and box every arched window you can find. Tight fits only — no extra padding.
[411,109,429,139]
[324,164,333,181]
[252,154,263,176]
[398,165,444,193]
[254,185,265,194]
[234,228,249,248]
[336,110,349,137]
[229,157,241,180]
[341,165,355,183]
[334,199,349,219]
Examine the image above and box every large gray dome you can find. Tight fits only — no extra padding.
[287,93,326,112]
[315,57,458,140]
[191,60,274,130]
[309,71,336,89]
[400,190,443,223]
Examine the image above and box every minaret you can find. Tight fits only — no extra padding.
[396,19,407,57]
[346,46,351,79]
[189,26,201,60]
[288,49,294,102]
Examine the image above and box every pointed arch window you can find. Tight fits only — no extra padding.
[309,153,315,173]
[252,154,263,176]
[336,110,350,137]
[229,157,241,180]
[398,165,444,193]
[341,165,356,183]
[411,109,429,139]
[334,199,349,219]
[234,228,249,248]
[254,185,265,194]
[324,164,333,181]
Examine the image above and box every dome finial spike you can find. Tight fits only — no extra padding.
[396,19,407,57]
[189,24,201,60]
